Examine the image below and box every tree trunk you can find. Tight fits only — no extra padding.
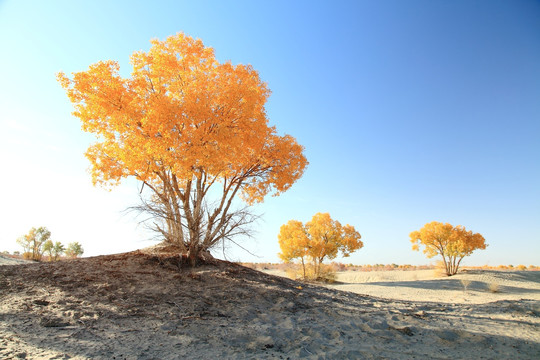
[453,256,464,275]
[187,246,199,267]
[136,170,257,267]
[441,254,451,276]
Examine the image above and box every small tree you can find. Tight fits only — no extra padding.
[65,242,84,258]
[16,227,51,261]
[278,213,363,280]
[43,240,54,261]
[16,235,32,258]
[44,240,65,261]
[52,242,66,261]
[278,220,310,278]
[410,221,487,276]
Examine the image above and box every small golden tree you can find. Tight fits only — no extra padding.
[278,213,363,280]
[278,220,310,278]
[65,242,84,258]
[410,221,487,276]
[44,240,65,261]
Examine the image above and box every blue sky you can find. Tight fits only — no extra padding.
[0,0,538,266]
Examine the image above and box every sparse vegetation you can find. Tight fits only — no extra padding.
[285,263,337,283]
[487,282,500,293]
[460,279,471,292]
[14,228,83,262]
[65,242,84,258]
[16,227,51,261]
[240,262,540,273]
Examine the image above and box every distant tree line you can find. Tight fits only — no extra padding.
[16,226,84,261]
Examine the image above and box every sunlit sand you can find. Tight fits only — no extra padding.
[1,253,539,359]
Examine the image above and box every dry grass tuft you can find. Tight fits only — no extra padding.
[433,261,449,278]
[285,263,337,283]
[460,279,471,292]
[487,282,500,293]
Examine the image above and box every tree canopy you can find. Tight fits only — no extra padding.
[278,213,362,279]
[16,227,51,261]
[58,33,307,264]
[65,242,84,258]
[43,240,65,262]
[410,221,487,275]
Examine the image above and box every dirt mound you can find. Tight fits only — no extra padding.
[1,251,538,359]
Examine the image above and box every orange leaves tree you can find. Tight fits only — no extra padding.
[277,220,310,278]
[58,33,307,265]
[278,213,362,279]
[410,221,487,276]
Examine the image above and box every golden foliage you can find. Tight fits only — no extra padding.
[410,221,487,276]
[57,32,307,204]
[278,220,309,263]
[16,227,51,261]
[58,33,307,261]
[278,213,363,280]
[286,263,337,283]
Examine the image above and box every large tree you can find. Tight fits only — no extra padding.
[278,213,363,279]
[410,221,487,276]
[58,33,307,264]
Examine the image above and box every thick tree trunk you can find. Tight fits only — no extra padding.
[187,246,199,267]
[137,170,256,267]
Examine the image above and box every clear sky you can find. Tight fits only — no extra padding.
[0,0,539,266]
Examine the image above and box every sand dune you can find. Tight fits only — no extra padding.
[1,252,539,359]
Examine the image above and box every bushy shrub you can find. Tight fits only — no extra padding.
[487,282,500,293]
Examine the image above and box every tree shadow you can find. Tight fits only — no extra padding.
[339,278,540,295]
[461,269,540,283]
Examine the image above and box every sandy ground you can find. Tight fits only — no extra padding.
[1,252,539,359]
[264,268,540,305]
[0,255,30,266]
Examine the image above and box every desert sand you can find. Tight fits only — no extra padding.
[263,268,540,305]
[0,255,30,266]
[1,251,539,359]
